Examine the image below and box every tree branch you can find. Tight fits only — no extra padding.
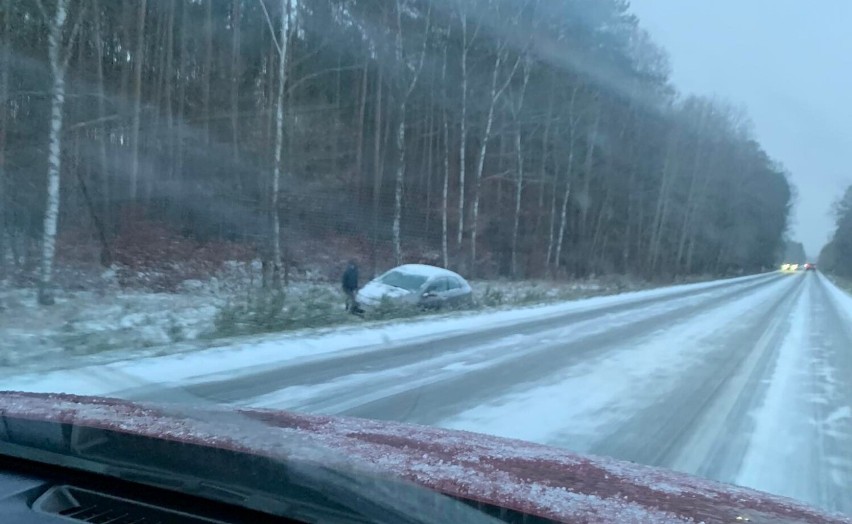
[286,65,362,95]
[404,1,431,100]
[257,0,282,55]
[60,2,86,72]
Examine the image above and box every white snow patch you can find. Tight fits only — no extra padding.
[437,275,792,448]
[392,264,462,279]
[3,273,774,396]
[735,281,811,501]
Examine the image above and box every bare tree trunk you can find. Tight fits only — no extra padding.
[163,0,175,182]
[392,106,406,266]
[554,87,581,270]
[684,156,717,273]
[230,0,241,164]
[510,128,523,277]
[545,124,561,267]
[176,0,188,178]
[147,7,166,203]
[553,162,573,270]
[268,0,292,290]
[128,0,147,201]
[648,131,678,274]
[371,65,384,275]
[534,85,554,244]
[355,60,368,190]
[88,0,114,266]
[39,0,71,305]
[578,101,600,239]
[391,0,430,266]
[456,15,469,251]
[622,110,640,271]
[675,108,709,272]
[202,0,213,143]
[440,34,450,268]
[0,0,10,279]
[265,36,276,154]
[423,107,435,234]
[510,61,531,278]
[590,188,611,267]
[470,47,521,274]
[332,52,342,174]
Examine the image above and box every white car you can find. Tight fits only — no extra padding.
[356,264,473,310]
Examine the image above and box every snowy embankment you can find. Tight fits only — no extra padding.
[2,272,767,396]
[0,262,666,369]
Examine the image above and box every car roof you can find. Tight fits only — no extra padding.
[391,264,463,280]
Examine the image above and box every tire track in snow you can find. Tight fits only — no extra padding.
[733,273,852,516]
[304,273,791,422]
[431,274,801,451]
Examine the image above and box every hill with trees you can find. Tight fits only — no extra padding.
[0,0,792,302]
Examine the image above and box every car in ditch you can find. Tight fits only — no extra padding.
[356,264,473,310]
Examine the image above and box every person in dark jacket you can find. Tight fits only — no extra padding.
[341,260,360,313]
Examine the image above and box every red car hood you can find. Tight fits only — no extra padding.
[0,391,847,524]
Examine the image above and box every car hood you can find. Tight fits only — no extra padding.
[357,281,414,303]
[0,392,847,524]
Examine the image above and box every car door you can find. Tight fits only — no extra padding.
[420,277,449,308]
[444,277,464,305]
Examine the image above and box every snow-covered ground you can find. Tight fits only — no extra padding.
[1,272,762,392]
[4,270,851,517]
[0,265,654,369]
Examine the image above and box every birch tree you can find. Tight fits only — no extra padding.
[36,0,81,305]
[469,29,524,274]
[553,86,583,270]
[0,0,9,279]
[509,58,532,278]
[128,0,146,200]
[440,25,451,268]
[259,0,293,289]
[231,0,242,163]
[455,1,479,253]
[391,0,431,265]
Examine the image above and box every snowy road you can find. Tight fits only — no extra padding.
[6,271,852,516]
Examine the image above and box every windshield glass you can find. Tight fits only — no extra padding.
[2,0,851,521]
[379,271,428,291]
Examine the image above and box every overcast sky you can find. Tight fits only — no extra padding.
[628,0,852,257]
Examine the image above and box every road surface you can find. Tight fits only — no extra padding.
[10,271,852,516]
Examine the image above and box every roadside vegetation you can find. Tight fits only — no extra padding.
[2,264,696,367]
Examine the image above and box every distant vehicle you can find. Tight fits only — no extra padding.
[357,264,472,310]
[804,262,816,271]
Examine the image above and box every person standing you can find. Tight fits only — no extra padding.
[341,259,360,313]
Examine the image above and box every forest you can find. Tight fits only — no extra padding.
[0,0,792,304]
[820,186,852,277]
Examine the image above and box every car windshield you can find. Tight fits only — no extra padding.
[379,271,428,291]
[3,0,852,521]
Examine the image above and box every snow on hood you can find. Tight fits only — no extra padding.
[0,393,847,524]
